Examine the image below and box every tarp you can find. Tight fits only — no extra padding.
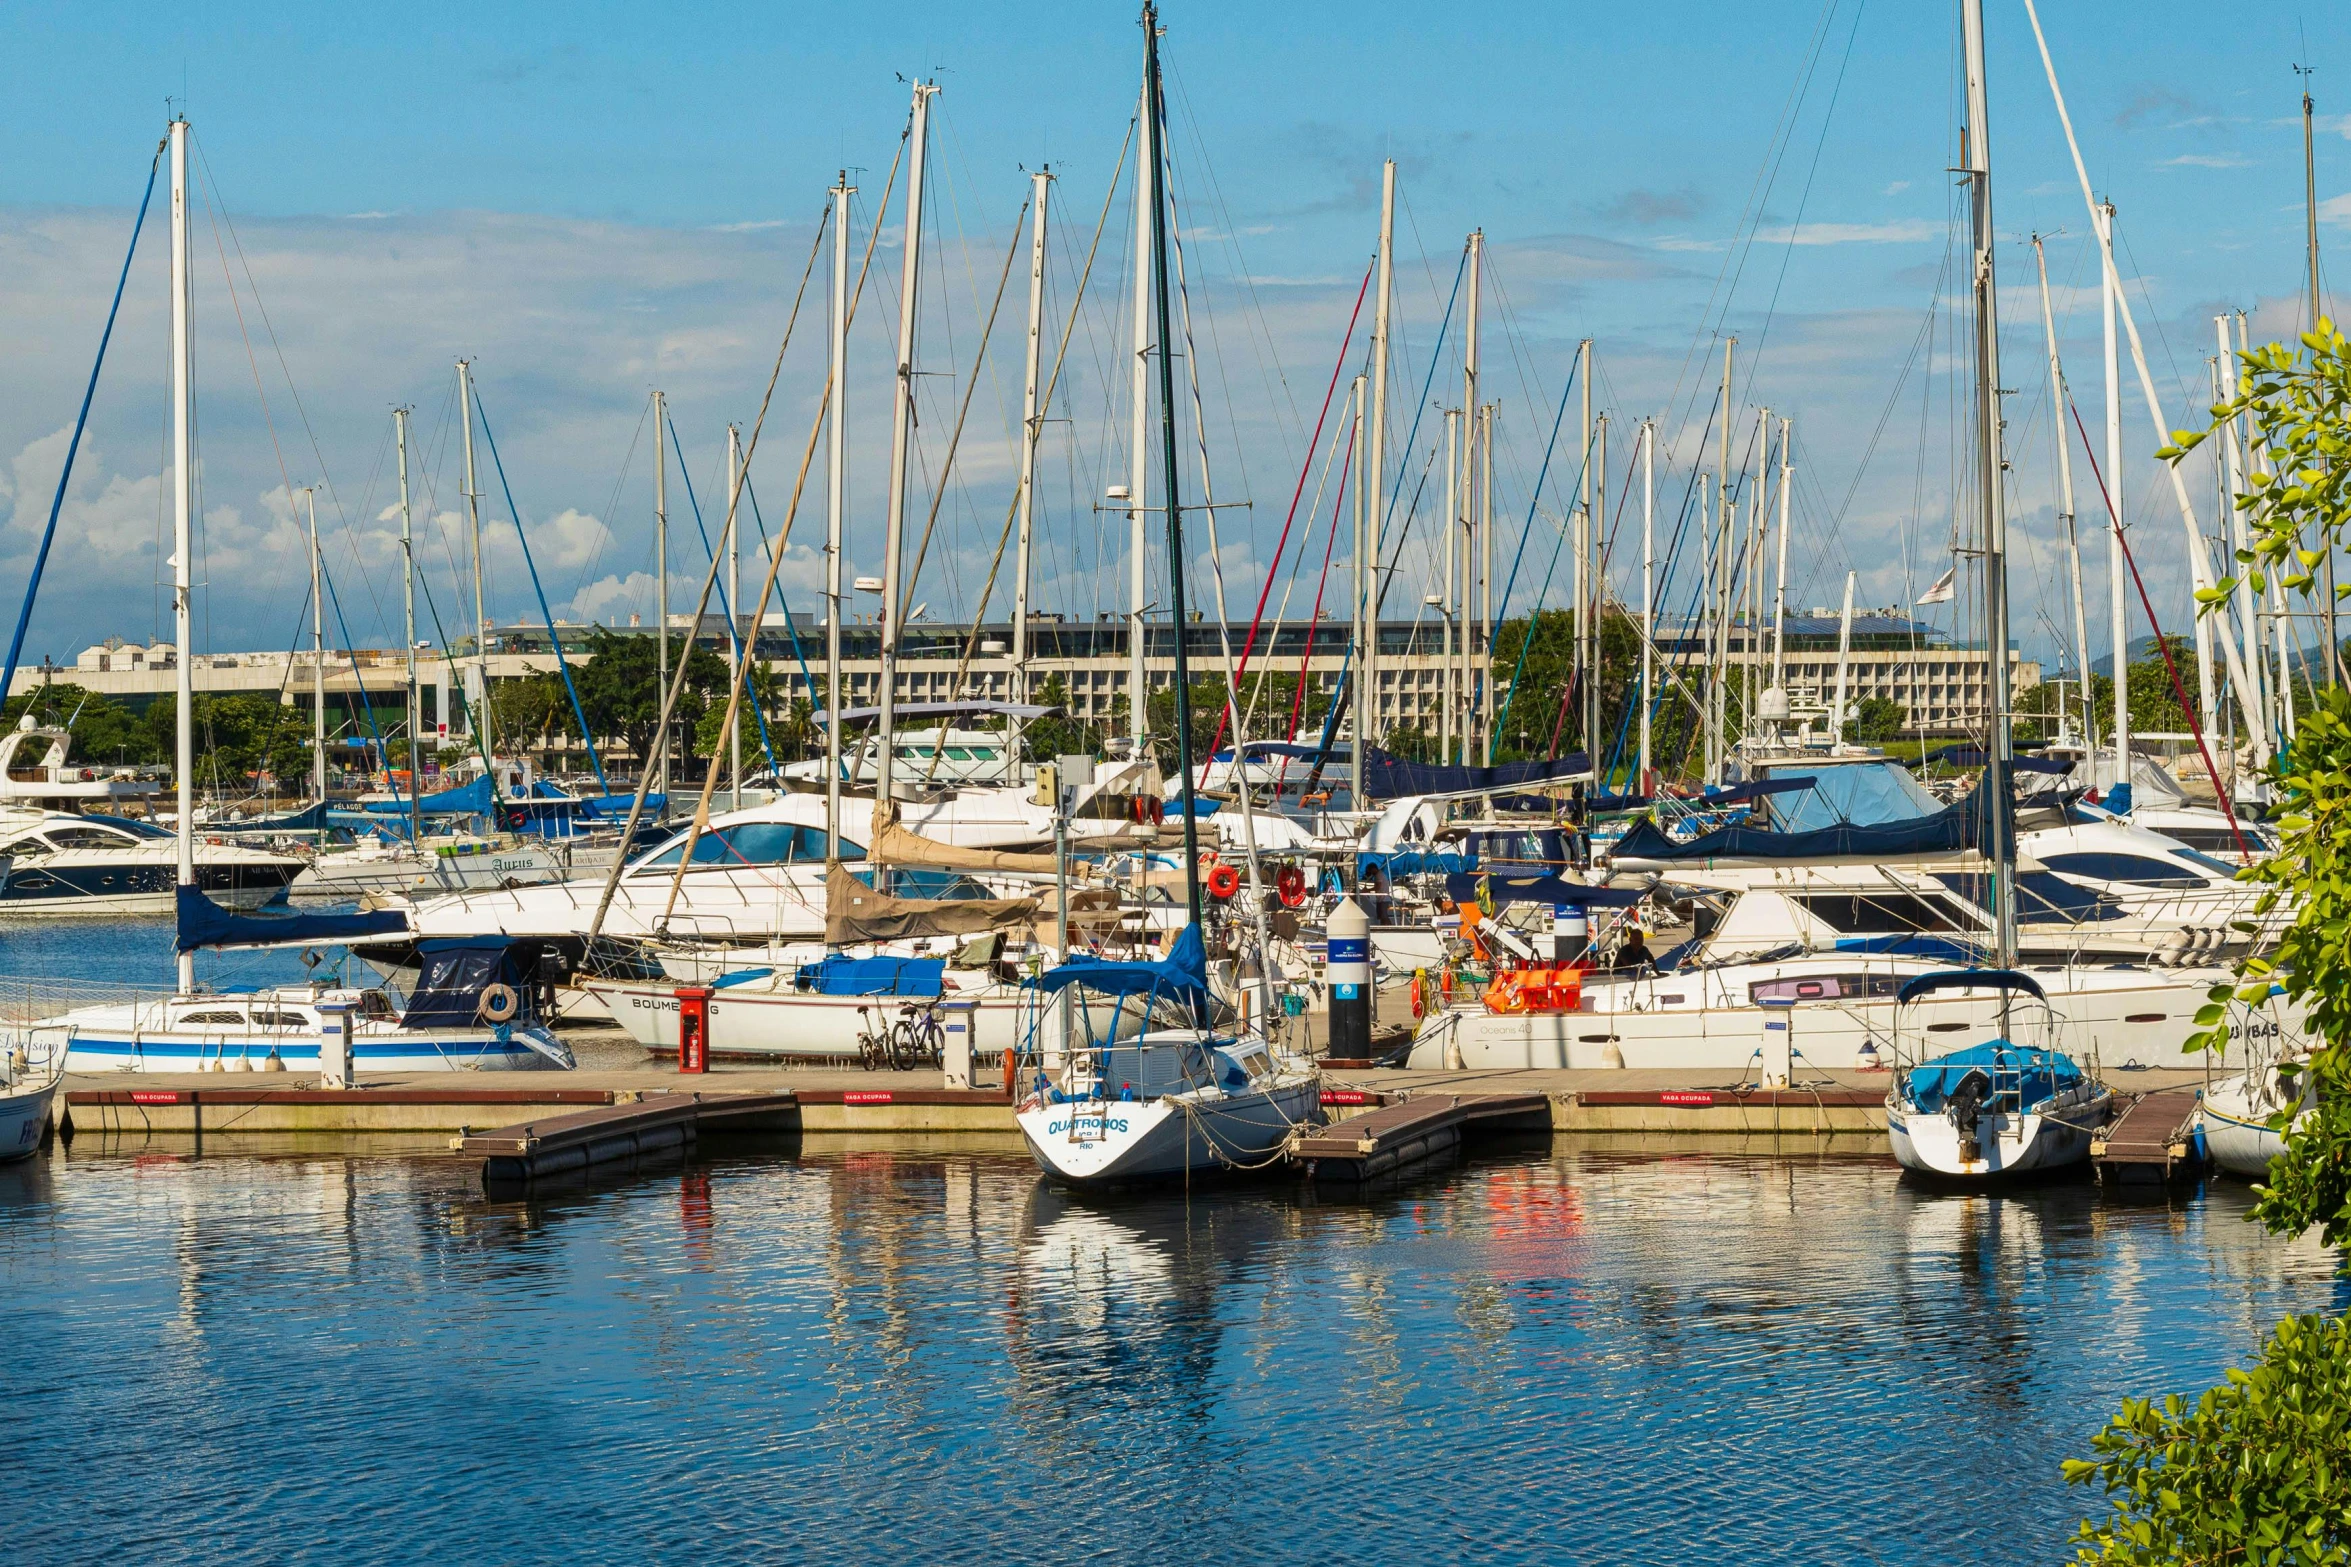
[1444,872,1648,908]
[174,884,409,954]
[870,808,1059,874]
[1614,766,2014,866]
[792,954,945,997]
[824,861,1040,945]
[1357,850,1473,879]
[1768,762,1944,833]
[1898,1040,2081,1115]
[1026,922,1209,1013]
[400,936,538,1029]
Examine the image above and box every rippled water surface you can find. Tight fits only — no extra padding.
[3,1140,2340,1566]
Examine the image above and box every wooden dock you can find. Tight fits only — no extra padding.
[2092,1086,2205,1183]
[460,1091,801,1186]
[1292,1092,1552,1184]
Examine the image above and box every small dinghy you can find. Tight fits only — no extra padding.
[1015,926,1321,1188]
[1885,970,2111,1179]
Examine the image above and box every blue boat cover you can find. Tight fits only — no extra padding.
[400,937,540,1029]
[1027,922,1209,1013]
[1444,872,1647,909]
[791,954,946,997]
[1895,968,2048,1003]
[1767,762,1943,833]
[1613,765,2016,865]
[1357,849,1473,880]
[174,884,409,954]
[1899,1040,2082,1114]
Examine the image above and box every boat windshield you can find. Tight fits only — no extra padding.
[635,822,863,869]
[84,814,175,840]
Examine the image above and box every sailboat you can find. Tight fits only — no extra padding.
[3,119,575,1079]
[1881,0,2110,1179]
[1015,6,1319,1186]
[0,1032,63,1160]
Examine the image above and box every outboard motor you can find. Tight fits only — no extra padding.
[1946,1068,1993,1156]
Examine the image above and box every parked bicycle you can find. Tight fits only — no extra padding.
[854,1005,894,1072]
[890,1002,945,1071]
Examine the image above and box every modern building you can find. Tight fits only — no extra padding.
[1655,610,2039,736]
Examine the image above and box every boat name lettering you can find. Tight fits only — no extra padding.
[1046,1115,1130,1135]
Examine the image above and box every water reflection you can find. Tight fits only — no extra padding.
[2,1138,2341,1567]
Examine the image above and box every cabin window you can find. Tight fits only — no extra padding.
[1934,870,2125,924]
[2039,851,2206,889]
[1790,893,1966,934]
[43,827,138,851]
[638,823,864,868]
[178,1010,246,1025]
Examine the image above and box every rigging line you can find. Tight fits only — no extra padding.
[192,156,304,596]
[319,563,392,806]
[189,134,353,534]
[4,142,160,707]
[1384,246,1470,542]
[1249,402,1356,742]
[1489,352,1581,634]
[1286,415,1356,742]
[470,387,612,795]
[1206,255,1373,759]
[904,190,1031,620]
[2068,397,2247,858]
[919,120,1134,778]
[738,468,821,710]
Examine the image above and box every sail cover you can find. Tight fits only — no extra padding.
[824,862,1040,945]
[1612,766,2014,866]
[175,884,409,953]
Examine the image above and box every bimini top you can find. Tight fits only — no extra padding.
[1894,968,2048,1005]
[1028,922,1208,1013]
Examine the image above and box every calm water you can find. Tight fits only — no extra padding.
[3,1138,2338,1566]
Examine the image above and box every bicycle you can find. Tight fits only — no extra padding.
[890,1002,945,1071]
[854,1005,893,1072]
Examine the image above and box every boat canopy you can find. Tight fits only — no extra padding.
[399,937,543,1029]
[1894,968,2048,1004]
[1899,1039,2082,1114]
[1613,764,2016,866]
[814,700,1061,726]
[1766,761,1942,833]
[174,884,408,954]
[1027,923,1209,1014]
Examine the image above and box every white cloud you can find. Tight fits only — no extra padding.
[1754,219,1941,246]
[2159,153,2251,170]
[1882,180,1912,196]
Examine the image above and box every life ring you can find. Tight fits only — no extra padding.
[1207,863,1241,900]
[1275,865,1308,908]
[479,983,521,1023]
[1410,968,1428,1018]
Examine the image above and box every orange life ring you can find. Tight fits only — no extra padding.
[1410,969,1428,1018]
[1129,795,1151,824]
[1207,863,1241,900]
[1275,865,1308,908]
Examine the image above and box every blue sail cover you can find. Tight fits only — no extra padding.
[791,955,945,997]
[356,774,494,816]
[1444,872,1647,908]
[1028,922,1209,1012]
[174,884,409,953]
[1899,1040,2082,1114]
[1615,765,2015,865]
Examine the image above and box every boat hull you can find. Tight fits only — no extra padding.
[2198,1068,2306,1177]
[0,1078,58,1161]
[1016,1075,1321,1185]
[1885,1090,2110,1178]
[581,977,1121,1061]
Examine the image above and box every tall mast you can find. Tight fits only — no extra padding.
[1709,338,1733,783]
[1577,338,1592,760]
[1441,405,1459,761]
[1349,373,1368,797]
[1589,409,1606,766]
[878,82,938,818]
[457,359,490,760]
[2217,315,2263,753]
[1962,0,2016,968]
[1747,407,1768,749]
[1480,400,1496,765]
[1461,230,1481,765]
[307,487,326,807]
[396,405,423,847]
[727,421,743,811]
[2099,202,2129,790]
[826,171,852,861]
[2033,236,2091,750]
[1364,161,1396,762]
[1639,418,1654,786]
[2308,77,2341,684]
[1126,69,1154,761]
[1771,416,1793,723]
[169,115,195,996]
[1142,2,1204,934]
[1010,165,1053,783]
[654,388,669,799]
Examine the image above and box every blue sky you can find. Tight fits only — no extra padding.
[3,0,2348,676]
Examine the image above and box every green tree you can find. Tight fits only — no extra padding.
[1842,695,1907,744]
[570,628,726,767]
[1019,673,1105,763]
[1488,606,1645,775]
[2059,321,2351,1561]
[1,683,160,768]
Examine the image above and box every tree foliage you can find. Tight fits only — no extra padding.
[1843,695,1907,744]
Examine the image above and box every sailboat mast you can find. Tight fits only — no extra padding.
[458,359,490,761]
[1364,162,1396,770]
[1126,72,1154,762]
[1708,339,1733,784]
[1577,338,1592,761]
[1771,416,1792,709]
[1962,0,2016,968]
[2032,235,2091,750]
[2099,202,2129,791]
[826,172,852,859]
[1142,3,1204,933]
[2217,315,2264,751]
[1350,373,1369,796]
[1460,230,1480,765]
[169,115,195,996]
[1481,399,1496,765]
[727,422,743,812]
[396,406,423,846]
[654,388,669,800]
[878,83,937,818]
[1011,166,1052,784]
[1639,418,1654,786]
[1441,406,1458,762]
[2308,80,2341,685]
[304,489,325,806]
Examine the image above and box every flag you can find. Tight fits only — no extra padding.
[1915,567,1957,605]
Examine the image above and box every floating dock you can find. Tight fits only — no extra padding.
[1294,1092,1553,1183]
[460,1091,800,1186]
[2092,1086,2205,1183]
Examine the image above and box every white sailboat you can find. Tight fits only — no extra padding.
[1884,971,2111,1177]
[0,1037,63,1161]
